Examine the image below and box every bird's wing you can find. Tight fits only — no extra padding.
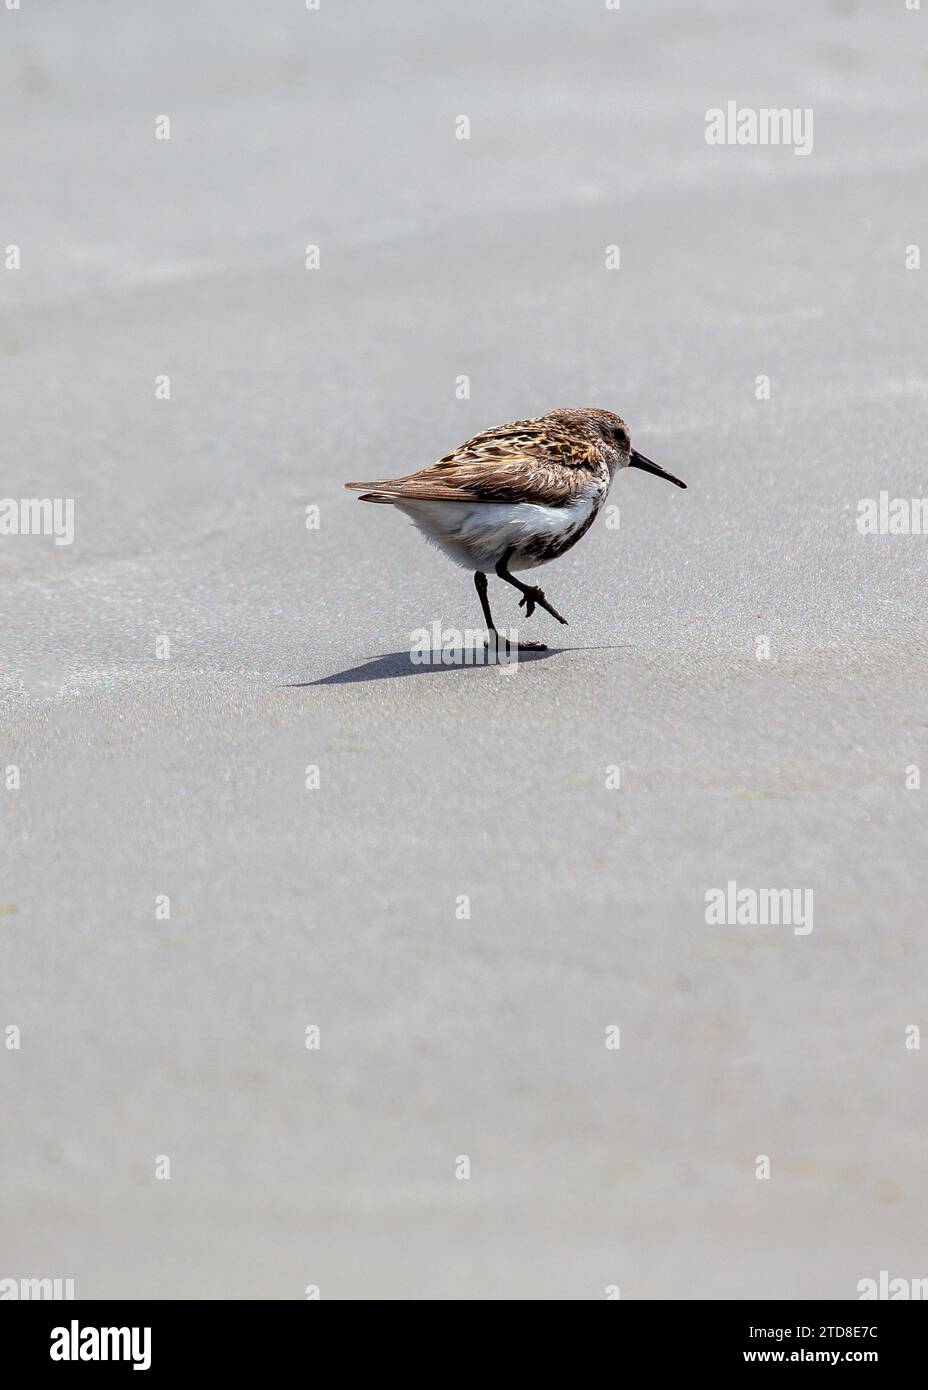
[345,419,601,506]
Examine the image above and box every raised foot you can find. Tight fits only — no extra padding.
[518,586,569,625]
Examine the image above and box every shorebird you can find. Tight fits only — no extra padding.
[345,407,686,650]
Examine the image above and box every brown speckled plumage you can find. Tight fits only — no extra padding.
[346,407,624,507]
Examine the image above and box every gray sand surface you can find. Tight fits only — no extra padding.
[1,0,926,1298]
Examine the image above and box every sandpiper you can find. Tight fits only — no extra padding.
[345,407,686,650]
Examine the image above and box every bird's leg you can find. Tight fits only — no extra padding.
[475,569,546,654]
[495,549,569,628]
[474,570,503,656]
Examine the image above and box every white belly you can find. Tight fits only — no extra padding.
[392,494,600,571]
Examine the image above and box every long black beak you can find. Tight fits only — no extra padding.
[629,449,687,489]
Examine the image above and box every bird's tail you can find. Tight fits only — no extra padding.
[344,482,400,504]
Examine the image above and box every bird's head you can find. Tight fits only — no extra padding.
[552,407,687,489]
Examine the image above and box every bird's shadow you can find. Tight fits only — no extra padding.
[285,645,619,687]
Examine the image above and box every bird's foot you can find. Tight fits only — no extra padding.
[485,632,548,657]
[518,586,569,625]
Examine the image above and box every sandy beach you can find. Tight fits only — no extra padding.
[1,0,927,1298]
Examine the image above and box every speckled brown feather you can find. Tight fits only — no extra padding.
[345,409,620,508]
